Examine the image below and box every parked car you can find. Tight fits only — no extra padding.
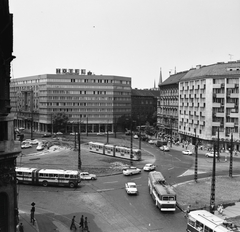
[42,133,52,138]
[80,172,97,180]
[143,163,156,171]
[148,140,155,144]
[122,166,141,176]
[19,127,25,131]
[21,142,32,149]
[97,132,105,136]
[182,150,193,155]
[125,182,138,195]
[36,143,45,151]
[56,132,63,135]
[133,135,138,139]
[70,132,78,135]
[30,139,39,145]
[160,145,170,151]
[205,152,219,158]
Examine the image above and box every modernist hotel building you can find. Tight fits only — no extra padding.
[10,69,131,133]
[178,61,240,150]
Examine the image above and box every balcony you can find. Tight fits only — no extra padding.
[225,122,234,127]
[216,112,225,117]
[199,121,205,126]
[216,93,225,98]
[212,102,221,107]
[213,83,221,89]
[226,102,235,108]
[230,112,239,118]
[212,122,221,127]
[230,93,239,98]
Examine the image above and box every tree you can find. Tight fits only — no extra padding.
[52,112,69,133]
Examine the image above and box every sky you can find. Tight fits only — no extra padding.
[9,0,240,89]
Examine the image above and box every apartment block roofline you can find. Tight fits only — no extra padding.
[160,70,188,86]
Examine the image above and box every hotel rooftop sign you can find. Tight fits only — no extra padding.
[56,68,86,75]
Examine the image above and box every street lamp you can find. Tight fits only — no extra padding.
[210,143,216,214]
[194,128,198,182]
[229,132,233,177]
[78,120,82,170]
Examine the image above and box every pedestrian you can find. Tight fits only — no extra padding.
[30,202,35,224]
[19,222,24,232]
[79,215,84,230]
[70,216,77,230]
[185,205,191,218]
[84,217,89,231]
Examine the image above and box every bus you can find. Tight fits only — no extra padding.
[89,142,141,161]
[187,210,239,232]
[148,171,176,211]
[16,167,81,188]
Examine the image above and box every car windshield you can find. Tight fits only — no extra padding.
[129,184,136,188]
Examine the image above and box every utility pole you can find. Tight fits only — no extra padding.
[130,120,133,166]
[210,144,216,214]
[86,117,88,136]
[51,113,53,135]
[229,132,233,177]
[107,130,109,144]
[78,120,82,170]
[194,128,198,182]
[30,90,34,140]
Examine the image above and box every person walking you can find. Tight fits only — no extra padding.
[70,216,77,230]
[19,223,24,232]
[84,217,89,231]
[30,202,35,224]
[79,215,84,230]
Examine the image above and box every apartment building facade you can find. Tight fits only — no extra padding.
[10,72,131,133]
[158,71,187,140]
[179,61,240,150]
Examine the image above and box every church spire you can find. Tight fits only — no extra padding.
[154,79,156,89]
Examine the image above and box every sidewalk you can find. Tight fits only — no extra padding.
[18,211,39,232]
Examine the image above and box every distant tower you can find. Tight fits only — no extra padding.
[154,79,156,89]
[158,67,162,87]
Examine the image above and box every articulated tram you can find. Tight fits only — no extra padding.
[88,142,141,161]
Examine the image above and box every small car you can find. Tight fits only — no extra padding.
[36,143,45,151]
[96,132,105,136]
[125,182,138,195]
[143,164,156,171]
[21,142,32,149]
[105,131,114,135]
[80,172,97,180]
[133,135,138,139]
[122,166,141,176]
[42,133,52,137]
[70,132,78,135]
[182,150,193,155]
[205,152,219,158]
[160,145,170,151]
[30,139,39,145]
[56,132,63,135]
[148,140,155,144]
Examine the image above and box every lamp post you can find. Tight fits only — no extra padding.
[210,144,216,214]
[78,120,82,170]
[194,128,198,182]
[229,132,233,177]
[130,120,133,166]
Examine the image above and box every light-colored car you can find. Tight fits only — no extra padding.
[105,131,114,135]
[70,132,78,135]
[21,142,32,149]
[205,152,219,158]
[160,145,170,151]
[182,150,193,155]
[125,182,138,195]
[30,139,39,145]
[56,132,63,135]
[36,143,44,151]
[143,164,156,171]
[123,166,141,176]
[97,132,105,136]
[148,140,155,144]
[133,135,139,139]
[80,172,97,180]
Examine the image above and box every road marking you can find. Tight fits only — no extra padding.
[97,188,114,192]
[131,176,141,180]
[104,181,118,184]
[175,157,181,161]
[168,167,174,170]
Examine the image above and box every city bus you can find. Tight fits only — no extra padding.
[187,210,239,232]
[16,167,81,188]
[148,171,176,211]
